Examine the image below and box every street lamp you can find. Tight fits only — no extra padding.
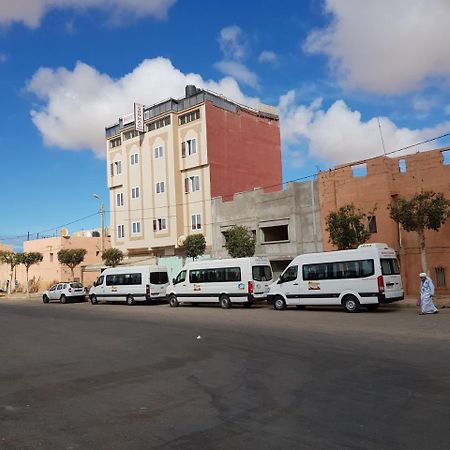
[93,194,105,253]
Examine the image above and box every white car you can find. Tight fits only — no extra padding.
[42,282,86,304]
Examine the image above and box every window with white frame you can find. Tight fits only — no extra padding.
[114,160,122,175]
[131,187,140,199]
[130,153,139,165]
[116,192,124,207]
[154,146,164,159]
[117,224,125,239]
[181,138,197,157]
[132,222,141,234]
[191,214,202,230]
[153,218,167,231]
[184,175,200,193]
[156,181,165,194]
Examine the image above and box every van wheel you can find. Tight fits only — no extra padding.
[169,295,179,307]
[42,295,49,304]
[219,295,232,309]
[343,295,360,313]
[90,295,98,305]
[126,295,135,306]
[60,294,67,304]
[273,296,286,311]
[366,304,379,312]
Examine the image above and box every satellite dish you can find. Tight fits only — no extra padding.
[177,235,186,247]
[60,228,69,237]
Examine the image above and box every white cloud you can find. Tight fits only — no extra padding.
[26,57,259,157]
[303,0,450,94]
[258,50,278,64]
[218,25,247,61]
[214,61,259,88]
[278,90,450,165]
[0,0,176,28]
[412,96,438,115]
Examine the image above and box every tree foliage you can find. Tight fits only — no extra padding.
[0,251,19,294]
[326,204,371,250]
[57,248,87,280]
[102,248,124,267]
[16,252,43,295]
[224,225,256,258]
[184,234,206,260]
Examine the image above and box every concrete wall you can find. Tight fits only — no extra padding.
[318,147,450,295]
[211,180,323,277]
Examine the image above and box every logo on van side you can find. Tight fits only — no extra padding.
[308,281,320,291]
[238,283,245,290]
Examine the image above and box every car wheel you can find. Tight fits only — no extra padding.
[90,295,98,305]
[126,295,135,306]
[366,304,379,312]
[42,295,49,304]
[273,296,286,311]
[219,294,232,309]
[60,294,67,304]
[343,295,360,313]
[169,295,179,307]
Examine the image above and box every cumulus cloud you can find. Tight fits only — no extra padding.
[258,50,278,64]
[214,61,259,88]
[278,90,450,165]
[303,0,450,94]
[26,57,259,157]
[0,0,176,28]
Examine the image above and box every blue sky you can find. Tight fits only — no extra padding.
[1,0,450,248]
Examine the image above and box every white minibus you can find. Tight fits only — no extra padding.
[268,243,404,312]
[166,257,273,308]
[89,265,169,305]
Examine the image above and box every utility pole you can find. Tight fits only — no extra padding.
[93,194,105,254]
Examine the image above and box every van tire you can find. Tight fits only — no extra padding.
[60,294,67,304]
[42,295,49,303]
[219,295,232,309]
[90,295,98,305]
[343,295,360,313]
[366,304,379,312]
[169,295,179,307]
[126,295,135,306]
[273,296,286,311]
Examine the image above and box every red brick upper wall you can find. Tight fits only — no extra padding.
[205,101,282,200]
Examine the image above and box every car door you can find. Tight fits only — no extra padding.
[55,283,64,300]
[277,265,299,305]
[48,285,57,300]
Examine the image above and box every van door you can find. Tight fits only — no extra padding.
[380,258,403,299]
[149,271,169,299]
[276,265,299,305]
[251,265,273,298]
[94,275,105,300]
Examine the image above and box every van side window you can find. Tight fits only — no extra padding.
[381,258,400,275]
[175,270,186,284]
[279,266,298,283]
[303,259,374,280]
[105,273,142,286]
[189,267,242,283]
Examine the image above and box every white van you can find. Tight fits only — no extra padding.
[166,257,273,308]
[89,265,169,305]
[268,243,404,312]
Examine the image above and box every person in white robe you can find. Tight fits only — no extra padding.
[419,272,438,315]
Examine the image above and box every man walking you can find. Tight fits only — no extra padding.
[419,272,438,315]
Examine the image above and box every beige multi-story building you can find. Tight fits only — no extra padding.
[106,85,282,259]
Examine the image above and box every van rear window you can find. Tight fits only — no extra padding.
[381,258,400,275]
[150,272,169,284]
[252,266,273,282]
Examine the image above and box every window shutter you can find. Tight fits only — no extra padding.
[181,141,186,157]
[153,220,157,232]
[185,178,189,193]
[110,163,114,177]
[196,214,201,229]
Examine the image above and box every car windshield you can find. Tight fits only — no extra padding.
[70,282,83,288]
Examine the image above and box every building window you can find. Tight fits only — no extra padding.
[49,252,54,262]
[130,153,139,165]
[153,218,167,231]
[262,225,289,243]
[435,267,447,288]
[398,159,406,173]
[114,161,122,175]
[179,109,200,125]
[109,137,121,148]
[146,115,171,132]
[117,224,125,239]
[154,146,164,159]
[156,181,165,194]
[131,187,140,199]
[352,163,367,177]
[116,192,124,207]
[185,175,200,193]
[368,216,377,234]
[132,222,141,234]
[181,138,197,157]
[123,129,139,141]
[191,214,202,230]
[442,150,450,165]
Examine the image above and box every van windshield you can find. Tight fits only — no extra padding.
[252,265,273,282]
[381,258,400,275]
[150,272,169,284]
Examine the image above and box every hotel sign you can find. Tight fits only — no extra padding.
[134,103,144,132]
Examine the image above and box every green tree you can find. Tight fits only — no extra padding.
[102,248,124,267]
[0,251,19,295]
[224,225,256,258]
[16,252,43,296]
[184,234,206,261]
[389,191,450,273]
[57,248,88,280]
[326,204,371,250]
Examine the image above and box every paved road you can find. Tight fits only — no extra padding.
[1,299,449,449]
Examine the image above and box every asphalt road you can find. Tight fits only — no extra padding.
[1,298,449,450]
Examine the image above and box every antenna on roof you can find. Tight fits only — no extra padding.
[377,117,387,156]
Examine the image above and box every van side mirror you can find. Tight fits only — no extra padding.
[172,278,176,285]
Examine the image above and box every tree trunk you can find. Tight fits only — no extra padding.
[70,267,75,281]
[26,267,30,297]
[7,267,13,295]
[418,229,429,274]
